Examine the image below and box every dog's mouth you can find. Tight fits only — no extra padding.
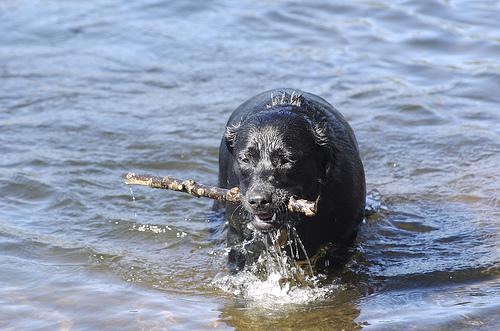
[251,212,278,231]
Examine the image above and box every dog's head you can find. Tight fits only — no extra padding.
[225,107,330,231]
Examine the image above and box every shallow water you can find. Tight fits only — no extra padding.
[1,0,499,329]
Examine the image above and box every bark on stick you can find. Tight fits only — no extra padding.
[122,172,318,217]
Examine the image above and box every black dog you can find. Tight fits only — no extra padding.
[217,89,365,271]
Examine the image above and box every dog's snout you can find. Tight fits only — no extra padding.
[247,190,272,209]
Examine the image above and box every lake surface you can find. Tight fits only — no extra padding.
[1,0,499,329]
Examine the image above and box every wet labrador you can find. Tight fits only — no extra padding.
[216,89,365,272]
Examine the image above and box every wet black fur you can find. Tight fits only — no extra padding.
[216,88,366,271]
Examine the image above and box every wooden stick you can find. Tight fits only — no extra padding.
[122,172,318,217]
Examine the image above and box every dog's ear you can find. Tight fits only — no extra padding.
[312,122,329,148]
[312,122,333,175]
[224,121,241,153]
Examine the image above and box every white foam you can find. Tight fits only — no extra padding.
[214,270,336,308]
[213,248,338,307]
[131,223,172,234]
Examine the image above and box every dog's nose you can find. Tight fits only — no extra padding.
[247,190,272,209]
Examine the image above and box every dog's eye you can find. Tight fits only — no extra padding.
[280,159,292,166]
[239,148,258,164]
[278,159,288,166]
[273,157,293,167]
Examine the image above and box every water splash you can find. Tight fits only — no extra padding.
[128,187,138,219]
[129,187,135,203]
[290,226,314,276]
[213,225,337,306]
[365,189,386,217]
[131,223,172,234]
[214,268,336,308]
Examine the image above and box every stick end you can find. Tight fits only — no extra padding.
[288,196,318,217]
[122,172,136,184]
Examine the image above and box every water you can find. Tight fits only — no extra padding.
[1,0,499,329]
